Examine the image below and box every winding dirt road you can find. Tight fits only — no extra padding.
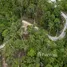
[48,12,67,41]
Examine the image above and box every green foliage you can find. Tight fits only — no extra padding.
[0,0,67,67]
[27,48,36,57]
[60,0,67,11]
[46,64,52,67]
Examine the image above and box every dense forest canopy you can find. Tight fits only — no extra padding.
[0,0,67,67]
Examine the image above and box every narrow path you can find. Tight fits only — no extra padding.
[2,57,7,67]
[0,41,8,49]
[0,43,5,49]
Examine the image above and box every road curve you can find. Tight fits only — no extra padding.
[48,12,67,41]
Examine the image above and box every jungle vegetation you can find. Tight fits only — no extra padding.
[0,0,67,67]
